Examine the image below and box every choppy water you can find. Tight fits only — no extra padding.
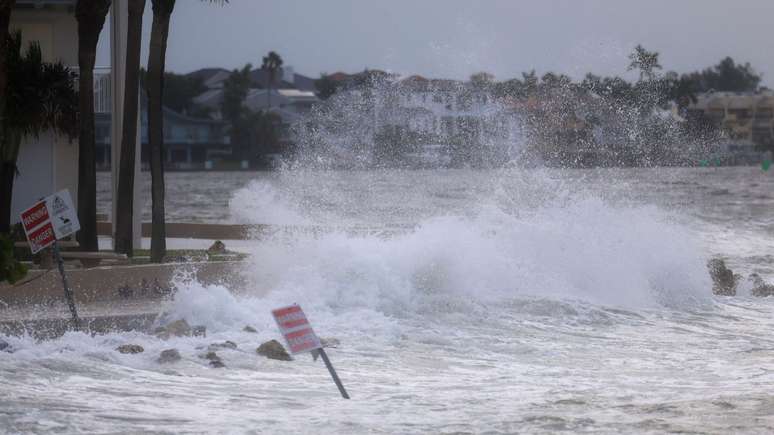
[4,166,774,433]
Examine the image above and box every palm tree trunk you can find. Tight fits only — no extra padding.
[114,0,145,256]
[0,133,22,234]
[75,0,111,252]
[0,161,14,234]
[147,0,174,263]
[0,0,16,234]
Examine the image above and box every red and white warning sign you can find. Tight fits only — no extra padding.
[272,304,322,354]
[19,189,80,254]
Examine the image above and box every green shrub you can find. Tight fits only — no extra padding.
[0,233,27,284]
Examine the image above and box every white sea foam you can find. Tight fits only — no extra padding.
[234,193,712,320]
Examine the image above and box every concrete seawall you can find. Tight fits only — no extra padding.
[0,261,248,339]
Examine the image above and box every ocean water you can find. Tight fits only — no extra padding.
[4,167,774,433]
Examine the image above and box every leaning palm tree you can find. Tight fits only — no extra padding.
[0,32,79,233]
[75,0,111,253]
[261,51,283,109]
[114,0,146,256]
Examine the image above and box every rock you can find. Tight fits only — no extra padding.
[154,319,191,339]
[208,341,237,351]
[192,325,207,337]
[243,325,257,333]
[200,351,226,368]
[201,351,219,361]
[0,339,10,352]
[207,240,227,254]
[165,319,192,337]
[708,259,739,296]
[157,348,181,364]
[749,273,774,297]
[320,337,340,348]
[116,344,144,354]
[256,339,292,361]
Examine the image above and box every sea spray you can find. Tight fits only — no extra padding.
[234,192,712,316]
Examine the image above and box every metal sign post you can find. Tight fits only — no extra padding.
[272,304,350,399]
[20,190,82,330]
[52,241,80,329]
[318,348,350,399]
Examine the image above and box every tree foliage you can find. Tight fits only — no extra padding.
[0,233,26,284]
[1,31,78,232]
[682,57,761,93]
[628,44,662,81]
[141,69,207,115]
[315,73,339,100]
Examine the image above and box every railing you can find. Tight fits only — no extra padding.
[70,66,112,114]
[93,67,111,114]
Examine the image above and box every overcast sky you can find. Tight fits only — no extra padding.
[97,0,774,86]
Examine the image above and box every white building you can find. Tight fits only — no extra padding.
[10,0,142,247]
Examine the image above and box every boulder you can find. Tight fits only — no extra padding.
[157,348,181,364]
[207,240,227,254]
[116,344,144,354]
[708,259,739,296]
[166,319,192,337]
[0,339,10,352]
[256,339,292,361]
[154,319,205,339]
[208,341,237,351]
[192,325,207,337]
[243,325,257,333]
[200,351,226,368]
[749,274,774,297]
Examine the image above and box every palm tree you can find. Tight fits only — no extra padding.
[0,0,16,233]
[114,0,146,256]
[145,0,228,262]
[627,44,662,82]
[0,32,79,233]
[146,0,175,263]
[75,0,111,253]
[261,51,283,109]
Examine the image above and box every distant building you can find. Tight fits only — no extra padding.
[687,90,774,151]
[188,65,321,150]
[95,102,230,171]
[187,66,317,93]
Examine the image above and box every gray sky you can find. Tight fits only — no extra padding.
[98,0,774,86]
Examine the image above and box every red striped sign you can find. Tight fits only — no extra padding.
[27,222,56,254]
[272,304,322,354]
[20,201,49,233]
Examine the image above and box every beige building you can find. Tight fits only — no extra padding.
[687,90,774,150]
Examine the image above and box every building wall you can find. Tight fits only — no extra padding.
[9,7,79,223]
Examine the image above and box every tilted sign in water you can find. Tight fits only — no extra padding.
[272,304,323,354]
[272,304,350,399]
[19,189,81,327]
